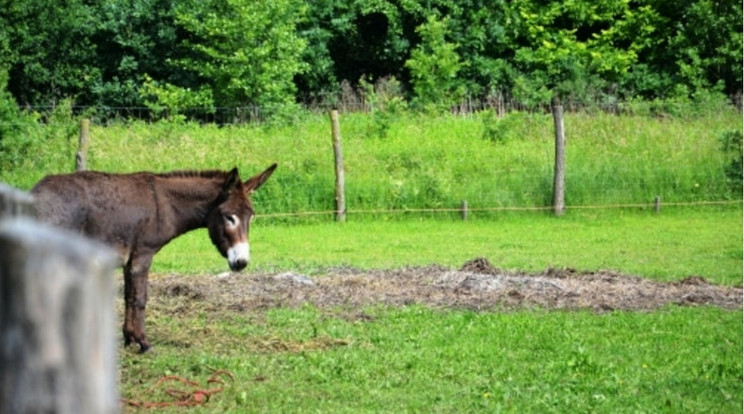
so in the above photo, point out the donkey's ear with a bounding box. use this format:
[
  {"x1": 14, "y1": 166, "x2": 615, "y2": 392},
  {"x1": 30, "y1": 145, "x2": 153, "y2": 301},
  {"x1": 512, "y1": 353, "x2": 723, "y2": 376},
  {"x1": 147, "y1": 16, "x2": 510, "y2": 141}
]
[
  {"x1": 244, "y1": 163, "x2": 277, "y2": 193},
  {"x1": 223, "y1": 167, "x2": 241, "y2": 193}
]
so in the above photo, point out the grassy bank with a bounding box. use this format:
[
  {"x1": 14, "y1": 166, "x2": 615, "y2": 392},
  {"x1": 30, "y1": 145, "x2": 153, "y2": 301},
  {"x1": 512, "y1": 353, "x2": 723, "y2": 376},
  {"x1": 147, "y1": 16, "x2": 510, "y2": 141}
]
[{"x1": 1, "y1": 108, "x2": 740, "y2": 215}]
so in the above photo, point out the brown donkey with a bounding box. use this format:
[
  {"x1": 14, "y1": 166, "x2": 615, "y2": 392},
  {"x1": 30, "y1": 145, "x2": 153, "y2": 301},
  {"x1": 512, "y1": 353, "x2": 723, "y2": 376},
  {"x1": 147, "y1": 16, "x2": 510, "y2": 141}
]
[{"x1": 31, "y1": 164, "x2": 277, "y2": 352}]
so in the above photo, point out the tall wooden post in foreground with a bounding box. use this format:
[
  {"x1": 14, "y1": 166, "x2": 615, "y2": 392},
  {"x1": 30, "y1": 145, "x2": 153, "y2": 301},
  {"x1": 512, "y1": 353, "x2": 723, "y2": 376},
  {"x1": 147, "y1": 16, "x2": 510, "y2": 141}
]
[
  {"x1": 0, "y1": 219, "x2": 119, "y2": 414},
  {"x1": 552, "y1": 97, "x2": 566, "y2": 216},
  {"x1": 329, "y1": 110, "x2": 346, "y2": 222},
  {"x1": 0, "y1": 183, "x2": 35, "y2": 219}
]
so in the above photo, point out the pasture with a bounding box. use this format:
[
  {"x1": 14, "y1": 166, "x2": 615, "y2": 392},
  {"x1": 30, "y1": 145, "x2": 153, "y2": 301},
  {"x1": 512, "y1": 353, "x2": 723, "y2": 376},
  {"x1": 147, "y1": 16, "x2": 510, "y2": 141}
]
[
  {"x1": 121, "y1": 208, "x2": 742, "y2": 413},
  {"x1": 0, "y1": 107, "x2": 741, "y2": 412}
]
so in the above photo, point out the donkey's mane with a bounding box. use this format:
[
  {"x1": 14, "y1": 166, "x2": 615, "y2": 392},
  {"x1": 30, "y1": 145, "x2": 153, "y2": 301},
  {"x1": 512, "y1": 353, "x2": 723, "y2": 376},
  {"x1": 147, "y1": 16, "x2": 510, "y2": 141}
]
[{"x1": 155, "y1": 169, "x2": 230, "y2": 179}]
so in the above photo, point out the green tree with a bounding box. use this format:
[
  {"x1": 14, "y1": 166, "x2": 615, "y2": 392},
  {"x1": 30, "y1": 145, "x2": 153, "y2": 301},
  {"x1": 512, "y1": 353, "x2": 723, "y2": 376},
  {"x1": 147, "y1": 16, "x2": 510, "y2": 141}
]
[
  {"x1": 405, "y1": 15, "x2": 465, "y2": 108},
  {"x1": 504, "y1": 0, "x2": 645, "y2": 104},
  {"x1": 437, "y1": 0, "x2": 516, "y2": 97},
  {"x1": 90, "y1": 0, "x2": 183, "y2": 108},
  {"x1": 0, "y1": 0, "x2": 99, "y2": 106},
  {"x1": 169, "y1": 0, "x2": 308, "y2": 112},
  {"x1": 0, "y1": 0, "x2": 741, "y2": 114},
  {"x1": 0, "y1": 69, "x2": 41, "y2": 172},
  {"x1": 627, "y1": 0, "x2": 743, "y2": 98},
  {"x1": 295, "y1": 0, "x2": 411, "y2": 104}
]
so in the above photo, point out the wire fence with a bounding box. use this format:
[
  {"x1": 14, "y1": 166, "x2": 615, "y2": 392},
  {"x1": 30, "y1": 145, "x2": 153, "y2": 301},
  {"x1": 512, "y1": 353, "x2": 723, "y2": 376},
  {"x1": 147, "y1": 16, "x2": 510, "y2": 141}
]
[
  {"x1": 12, "y1": 89, "x2": 742, "y2": 126},
  {"x1": 253, "y1": 200, "x2": 742, "y2": 221},
  {"x1": 2, "y1": 101, "x2": 741, "y2": 222}
]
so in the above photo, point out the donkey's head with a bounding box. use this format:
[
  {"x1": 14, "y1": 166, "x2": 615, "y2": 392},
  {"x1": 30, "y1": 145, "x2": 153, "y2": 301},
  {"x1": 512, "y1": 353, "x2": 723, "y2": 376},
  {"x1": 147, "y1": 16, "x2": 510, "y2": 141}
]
[{"x1": 207, "y1": 164, "x2": 277, "y2": 271}]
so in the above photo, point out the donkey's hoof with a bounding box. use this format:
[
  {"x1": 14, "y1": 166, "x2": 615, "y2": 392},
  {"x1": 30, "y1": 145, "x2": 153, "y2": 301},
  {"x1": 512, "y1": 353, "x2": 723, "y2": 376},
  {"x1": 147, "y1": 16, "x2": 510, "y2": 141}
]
[
  {"x1": 123, "y1": 334, "x2": 151, "y2": 354},
  {"x1": 138, "y1": 341, "x2": 152, "y2": 353}
]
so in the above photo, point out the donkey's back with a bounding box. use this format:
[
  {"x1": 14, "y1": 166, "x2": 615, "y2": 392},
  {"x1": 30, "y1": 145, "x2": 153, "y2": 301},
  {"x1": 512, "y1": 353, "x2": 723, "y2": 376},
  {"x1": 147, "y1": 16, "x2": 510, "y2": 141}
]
[{"x1": 32, "y1": 171, "x2": 159, "y2": 258}]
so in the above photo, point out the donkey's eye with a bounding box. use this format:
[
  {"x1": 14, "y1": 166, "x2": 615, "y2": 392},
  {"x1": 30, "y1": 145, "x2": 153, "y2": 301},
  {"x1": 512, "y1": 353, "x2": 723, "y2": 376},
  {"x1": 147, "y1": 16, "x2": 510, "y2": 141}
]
[{"x1": 224, "y1": 214, "x2": 238, "y2": 226}]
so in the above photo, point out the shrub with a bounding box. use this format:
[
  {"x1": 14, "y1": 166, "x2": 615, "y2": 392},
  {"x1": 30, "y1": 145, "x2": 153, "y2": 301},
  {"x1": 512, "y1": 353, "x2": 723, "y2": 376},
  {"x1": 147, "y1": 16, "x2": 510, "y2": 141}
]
[{"x1": 719, "y1": 129, "x2": 743, "y2": 195}]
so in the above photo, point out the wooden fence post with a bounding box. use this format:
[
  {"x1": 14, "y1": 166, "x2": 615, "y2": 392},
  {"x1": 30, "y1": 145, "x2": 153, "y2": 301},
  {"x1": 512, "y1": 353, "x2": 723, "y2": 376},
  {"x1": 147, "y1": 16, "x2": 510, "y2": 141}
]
[
  {"x1": 0, "y1": 183, "x2": 36, "y2": 219},
  {"x1": 552, "y1": 97, "x2": 566, "y2": 216},
  {"x1": 654, "y1": 196, "x2": 661, "y2": 214},
  {"x1": 76, "y1": 118, "x2": 90, "y2": 171},
  {"x1": 329, "y1": 110, "x2": 346, "y2": 222},
  {"x1": 0, "y1": 219, "x2": 119, "y2": 414},
  {"x1": 461, "y1": 200, "x2": 468, "y2": 221}
]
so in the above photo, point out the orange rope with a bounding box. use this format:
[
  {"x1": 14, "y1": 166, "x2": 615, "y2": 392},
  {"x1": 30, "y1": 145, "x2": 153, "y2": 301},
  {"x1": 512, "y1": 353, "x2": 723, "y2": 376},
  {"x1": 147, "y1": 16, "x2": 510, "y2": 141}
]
[{"x1": 122, "y1": 370, "x2": 234, "y2": 409}]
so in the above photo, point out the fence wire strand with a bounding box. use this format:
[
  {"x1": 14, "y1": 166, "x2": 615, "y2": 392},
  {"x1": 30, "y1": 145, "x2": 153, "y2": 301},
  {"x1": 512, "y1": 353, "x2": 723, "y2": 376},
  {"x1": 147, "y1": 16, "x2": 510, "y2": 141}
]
[{"x1": 254, "y1": 199, "x2": 741, "y2": 219}]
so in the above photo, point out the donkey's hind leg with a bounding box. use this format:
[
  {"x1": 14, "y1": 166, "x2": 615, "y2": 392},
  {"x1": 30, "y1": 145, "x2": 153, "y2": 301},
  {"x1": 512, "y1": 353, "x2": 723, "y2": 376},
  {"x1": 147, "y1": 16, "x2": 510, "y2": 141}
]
[{"x1": 123, "y1": 254, "x2": 153, "y2": 353}]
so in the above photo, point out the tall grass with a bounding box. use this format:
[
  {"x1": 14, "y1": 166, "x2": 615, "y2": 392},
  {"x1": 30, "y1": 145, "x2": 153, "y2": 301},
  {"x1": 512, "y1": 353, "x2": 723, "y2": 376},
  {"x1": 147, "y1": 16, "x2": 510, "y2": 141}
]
[{"x1": 1, "y1": 106, "x2": 740, "y2": 217}]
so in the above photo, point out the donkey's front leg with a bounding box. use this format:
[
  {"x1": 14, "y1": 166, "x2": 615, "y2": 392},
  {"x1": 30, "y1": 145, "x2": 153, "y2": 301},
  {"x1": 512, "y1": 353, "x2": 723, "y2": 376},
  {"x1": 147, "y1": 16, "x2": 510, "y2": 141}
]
[{"x1": 123, "y1": 253, "x2": 153, "y2": 353}]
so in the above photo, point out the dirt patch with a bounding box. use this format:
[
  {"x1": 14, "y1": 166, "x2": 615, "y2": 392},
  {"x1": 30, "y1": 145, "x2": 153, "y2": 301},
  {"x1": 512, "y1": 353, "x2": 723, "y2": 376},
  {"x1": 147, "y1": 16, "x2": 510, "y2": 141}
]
[{"x1": 143, "y1": 258, "x2": 742, "y2": 315}]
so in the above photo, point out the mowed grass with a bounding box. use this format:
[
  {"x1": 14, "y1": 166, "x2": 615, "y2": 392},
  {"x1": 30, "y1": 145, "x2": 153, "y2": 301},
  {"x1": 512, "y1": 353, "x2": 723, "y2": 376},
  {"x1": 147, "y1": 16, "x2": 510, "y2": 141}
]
[
  {"x1": 119, "y1": 206, "x2": 744, "y2": 412},
  {"x1": 124, "y1": 306, "x2": 742, "y2": 413},
  {"x1": 153, "y1": 206, "x2": 743, "y2": 285}
]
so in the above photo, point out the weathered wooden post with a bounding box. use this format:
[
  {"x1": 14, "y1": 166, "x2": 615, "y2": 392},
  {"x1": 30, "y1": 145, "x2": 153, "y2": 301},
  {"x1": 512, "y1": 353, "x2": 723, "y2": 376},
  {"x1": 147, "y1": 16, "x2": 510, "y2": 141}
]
[
  {"x1": 329, "y1": 109, "x2": 346, "y2": 222},
  {"x1": 552, "y1": 97, "x2": 566, "y2": 216},
  {"x1": 654, "y1": 196, "x2": 661, "y2": 214},
  {"x1": 0, "y1": 183, "x2": 35, "y2": 219},
  {"x1": 461, "y1": 200, "x2": 468, "y2": 221},
  {"x1": 76, "y1": 118, "x2": 90, "y2": 171},
  {"x1": 0, "y1": 219, "x2": 119, "y2": 414}
]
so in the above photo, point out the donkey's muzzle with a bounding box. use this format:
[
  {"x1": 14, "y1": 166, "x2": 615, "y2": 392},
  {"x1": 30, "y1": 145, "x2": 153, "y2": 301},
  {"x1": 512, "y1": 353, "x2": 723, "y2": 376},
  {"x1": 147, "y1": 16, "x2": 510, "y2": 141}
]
[
  {"x1": 230, "y1": 259, "x2": 248, "y2": 271},
  {"x1": 227, "y1": 241, "x2": 249, "y2": 272}
]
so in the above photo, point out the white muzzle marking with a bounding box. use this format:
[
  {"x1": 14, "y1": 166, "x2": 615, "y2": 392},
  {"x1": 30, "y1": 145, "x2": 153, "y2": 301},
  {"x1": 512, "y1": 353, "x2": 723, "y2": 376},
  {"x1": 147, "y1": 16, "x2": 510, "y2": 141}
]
[{"x1": 227, "y1": 241, "x2": 250, "y2": 268}]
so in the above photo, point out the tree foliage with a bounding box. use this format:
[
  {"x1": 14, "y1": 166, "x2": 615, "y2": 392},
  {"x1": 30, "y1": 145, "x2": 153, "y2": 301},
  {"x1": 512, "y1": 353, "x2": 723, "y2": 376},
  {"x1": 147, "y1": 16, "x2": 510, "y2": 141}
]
[
  {"x1": 170, "y1": 0, "x2": 307, "y2": 109},
  {"x1": 0, "y1": 0, "x2": 740, "y2": 112},
  {"x1": 91, "y1": 0, "x2": 183, "y2": 107},
  {"x1": 405, "y1": 15, "x2": 465, "y2": 108},
  {"x1": 1, "y1": 0, "x2": 99, "y2": 105}
]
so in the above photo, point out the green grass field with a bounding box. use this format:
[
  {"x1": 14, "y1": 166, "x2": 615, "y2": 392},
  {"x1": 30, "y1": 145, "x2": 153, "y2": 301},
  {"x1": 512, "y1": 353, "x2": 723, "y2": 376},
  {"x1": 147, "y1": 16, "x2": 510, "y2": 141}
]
[
  {"x1": 125, "y1": 205, "x2": 743, "y2": 413},
  {"x1": 124, "y1": 305, "x2": 741, "y2": 414},
  {"x1": 1, "y1": 108, "x2": 741, "y2": 413},
  {"x1": 155, "y1": 207, "x2": 742, "y2": 285}
]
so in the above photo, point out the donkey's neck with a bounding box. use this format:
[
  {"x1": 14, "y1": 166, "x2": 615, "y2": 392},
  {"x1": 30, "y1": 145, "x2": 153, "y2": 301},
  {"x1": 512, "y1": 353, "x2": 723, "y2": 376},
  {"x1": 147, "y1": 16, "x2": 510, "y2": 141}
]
[{"x1": 155, "y1": 174, "x2": 226, "y2": 235}]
